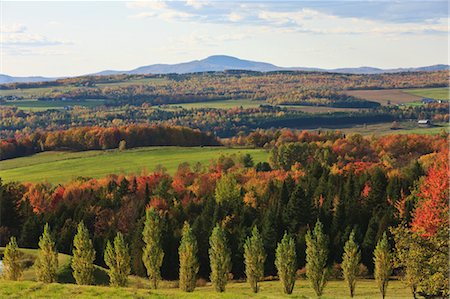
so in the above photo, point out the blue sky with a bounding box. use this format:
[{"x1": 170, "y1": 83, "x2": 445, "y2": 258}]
[{"x1": 2, "y1": 0, "x2": 449, "y2": 76}]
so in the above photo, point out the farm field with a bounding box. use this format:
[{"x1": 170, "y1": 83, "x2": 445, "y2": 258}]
[
  {"x1": 404, "y1": 87, "x2": 449, "y2": 100},
  {"x1": 343, "y1": 87, "x2": 449, "y2": 106},
  {"x1": 166, "y1": 99, "x2": 264, "y2": 109},
  {"x1": 1, "y1": 99, "x2": 106, "y2": 111},
  {"x1": 319, "y1": 121, "x2": 449, "y2": 136},
  {"x1": 0, "y1": 279, "x2": 411, "y2": 299},
  {"x1": 0, "y1": 146, "x2": 268, "y2": 184}
]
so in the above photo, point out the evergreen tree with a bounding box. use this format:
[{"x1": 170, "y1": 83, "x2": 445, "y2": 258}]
[
  {"x1": 2, "y1": 236, "x2": 23, "y2": 280},
  {"x1": 342, "y1": 230, "x2": 361, "y2": 297},
  {"x1": 35, "y1": 223, "x2": 58, "y2": 283},
  {"x1": 305, "y1": 220, "x2": 328, "y2": 297},
  {"x1": 275, "y1": 232, "x2": 297, "y2": 294},
  {"x1": 244, "y1": 226, "x2": 266, "y2": 293},
  {"x1": 214, "y1": 173, "x2": 241, "y2": 204},
  {"x1": 142, "y1": 208, "x2": 164, "y2": 289},
  {"x1": 209, "y1": 224, "x2": 231, "y2": 292},
  {"x1": 179, "y1": 222, "x2": 199, "y2": 292},
  {"x1": 373, "y1": 233, "x2": 392, "y2": 299},
  {"x1": 72, "y1": 221, "x2": 96, "y2": 285},
  {"x1": 104, "y1": 232, "x2": 131, "y2": 287}
]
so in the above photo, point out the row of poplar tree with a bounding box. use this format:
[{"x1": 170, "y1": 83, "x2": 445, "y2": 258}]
[{"x1": 2, "y1": 208, "x2": 393, "y2": 298}]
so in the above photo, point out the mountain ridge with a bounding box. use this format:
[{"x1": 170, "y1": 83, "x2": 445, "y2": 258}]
[{"x1": 2, "y1": 55, "x2": 448, "y2": 84}]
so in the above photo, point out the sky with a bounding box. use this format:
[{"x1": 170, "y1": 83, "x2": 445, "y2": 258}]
[{"x1": 1, "y1": 0, "x2": 449, "y2": 77}]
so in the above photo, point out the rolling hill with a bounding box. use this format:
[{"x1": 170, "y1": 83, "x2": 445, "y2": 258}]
[{"x1": 2, "y1": 56, "x2": 448, "y2": 84}]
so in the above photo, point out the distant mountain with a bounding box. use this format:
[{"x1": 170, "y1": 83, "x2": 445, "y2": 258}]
[
  {"x1": 2, "y1": 56, "x2": 448, "y2": 84},
  {"x1": 0, "y1": 74, "x2": 56, "y2": 84},
  {"x1": 92, "y1": 56, "x2": 450, "y2": 75},
  {"x1": 93, "y1": 55, "x2": 280, "y2": 76}
]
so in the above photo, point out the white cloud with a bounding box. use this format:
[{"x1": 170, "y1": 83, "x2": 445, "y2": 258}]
[
  {"x1": 228, "y1": 12, "x2": 243, "y2": 22},
  {"x1": 126, "y1": 1, "x2": 167, "y2": 10},
  {"x1": 185, "y1": 0, "x2": 210, "y2": 10},
  {"x1": 1, "y1": 23, "x2": 27, "y2": 34}
]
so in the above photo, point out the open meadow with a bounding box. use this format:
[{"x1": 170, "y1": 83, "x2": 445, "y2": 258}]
[
  {"x1": 0, "y1": 146, "x2": 268, "y2": 184},
  {"x1": 0, "y1": 279, "x2": 412, "y2": 299},
  {"x1": 343, "y1": 87, "x2": 449, "y2": 106}
]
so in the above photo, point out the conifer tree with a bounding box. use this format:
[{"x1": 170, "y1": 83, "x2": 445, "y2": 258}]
[
  {"x1": 142, "y1": 208, "x2": 164, "y2": 289},
  {"x1": 305, "y1": 220, "x2": 328, "y2": 297},
  {"x1": 275, "y1": 232, "x2": 297, "y2": 294},
  {"x1": 209, "y1": 224, "x2": 231, "y2": 292},
  {"x1": 104, "y1": 232, "x2": 131, "y2": 287},
  {"x1": 373, "y1": 233, "x2": 392, "y2": 299},
  {"x1": 72, "y1": 221, "x2": 96, "y2": 285},
  {"x1": 35, "y1": 223, "x2": 58, "y2": 283},
  {"x1": 244, "y1": 226, "x2": 266, "y2": 293},
  {"x1": 2, "y1": 236, "x2": 23, "y2": 280},
  {"x1": 178, "y1": 222, "x2": 199, "y2": 292},
  {"x1": 342, "y1": 230, "x2": 361, "y2": 297}
]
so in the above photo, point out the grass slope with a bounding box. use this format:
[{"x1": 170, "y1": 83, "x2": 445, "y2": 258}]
[{"x1": 0, "y1": 147, "x2": 268, "y2": 184}]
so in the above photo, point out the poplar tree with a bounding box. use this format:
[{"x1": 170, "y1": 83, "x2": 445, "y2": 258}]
[
  {"x1": 374, "y1": 233, "x2": 392, "y2": 299},
  {"x1": 72, "y1": 221, "x2": 96, "y2": 285},
  {"x1": 104, "y1": 232, "x2": 131, "y2": 287},
  {"x1": 209, "y1": 224, "x2": 231, "y2": 292},
  {"x1": 35, "y1": 223, "x2": 58, "y2": 283},
  {"x1": 142, "y1": 208, "x2": 164, "y2": 289},
  {"x1": 305, "y1": 220, "x2": 328, "y2": 297},
  {"x1": 178, "y1": 222, "x2": 199, "y2": 292},
  {"x1": 244, "y1": 226, "x2": 266, "y2": 293},
  {"x1": 342, "y1": 230, "x2": 361, "y2": 297},
  {"x1": 275, "y1": 232, "x2": 297, "y2": 294},
  {"x1": 2, "y1": 237, "x2": 23, "y2": 280}
]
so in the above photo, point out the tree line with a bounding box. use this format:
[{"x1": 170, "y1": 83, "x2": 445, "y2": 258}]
[
  {"x1": 3, "y1": 216, "x2": 395, "y2": 298},
  {"x1": 0, "y1": 124, "x2": 219, "y2": 160}
]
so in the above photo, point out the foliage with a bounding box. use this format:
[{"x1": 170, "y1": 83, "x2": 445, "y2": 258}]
[
  {"x1": 305, "y1": 220, "x2": 329, "y2": 297},
  {"x1": 2, "y1": 236, "x2": 23, "y2": 280},
  {"x1": 142, "y1": 208, "x2": 164, "y2": 289},
  {"x1": 179, "y1": 222, "x2": 199, "y2": 292},
  {"x1": 104, "y1": 232, "x2": 131, "y2": 287},
  {"x1": 72, "y1": 221, "x2": 96, "y2": 285},
  {"x1": 209, "y1": 224, "x2": 232, "y2": 292},
  {"x1": 275, "y1": 232, "x2": 297, "y2": 294},
  {"x1": 373, "y1": 233, "x2": 392, "y2": 299},
  {"x1": 244, "y1": 226, "x2": 266, "y2": 293},
  {"x1": 341, "y1": 230, "x2": 361, "y2": 297},
  {"x1": 214, "y1": 173, "x2": 241, "y2": 204},
  {"x1": 35, "y1": 223, "x2": 58, "y2": 283}
]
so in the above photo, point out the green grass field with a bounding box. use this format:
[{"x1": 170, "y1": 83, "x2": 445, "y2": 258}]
[
  {"x1": 0, "y1": 147, "x2": 268, "y2": 184},
  {"x1": 404, "y1": 87, "x2": 449, "y2": 100},
  {"x1": 1, "y1": 99, "x2": 106, "y2": 111},
  {"x1": 319, "y1": 122, "x2": 449, "y2": 136},
  {"x1": 0, "y1": 279, "x2": 412, "y2": 299},
  {"x1": 165, "y1": 99, "x2": 264, "y2": 109}
]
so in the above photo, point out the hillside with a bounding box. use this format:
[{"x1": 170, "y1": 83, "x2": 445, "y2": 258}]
[{"x1": 0, "y1": 147, "x2": 268, "y2": 184}]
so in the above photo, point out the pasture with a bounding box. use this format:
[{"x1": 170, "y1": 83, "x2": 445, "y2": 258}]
[
  {"x1": 404, "y1": 87, "x2": 449, "y2": 100},
  {"x1": 0, "y1": 146, "x2": 268, "y2": 184},
  {"x1": 1, "y1": 99, "x2": 106, "y2": 111},
  {"x1": 0, "y1": 279, "x2": 412, "y2": 299},
  {"x1": 344, "y1": 87, "x2": 449, "y2": 106},
  {"x1": 317, "y1": 121, "x2": 448, "y2": 136},
  {"x1": 166, "y1": 99, "x2": 264, "y2": 109}
]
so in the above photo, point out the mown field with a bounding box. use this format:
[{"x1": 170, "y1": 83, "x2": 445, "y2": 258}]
[
  {"x1": 0, "y1": 279, "x2": 412, "y2": 299},
  {"x1": 404, "y1": 87, "x2": 449, "y2": 100},
  {"x1": 0, "y1": 147, "x2": 268, "y2": 184},
  {"x1": 1, "y1": 99, "x2": 106, "y2": 111},
  {"x1": 322, "y1": 121, "x2": 449, "y2": 136},
  {"x1": 344, "y1": 87, "x2": 449, "y2": 106}
]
